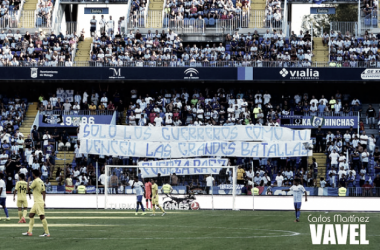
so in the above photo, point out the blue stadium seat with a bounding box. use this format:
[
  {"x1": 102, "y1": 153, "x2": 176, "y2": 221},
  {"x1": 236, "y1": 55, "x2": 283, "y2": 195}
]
[
  {"x1": 208, "y1": 18, "x2": 215, "y2": 26},
  {"x1": 183, "y1": 18, "x2": 189, "y2": 26},
  {"x1": 204, "y1": 18, "x2": 209, "y2": 26},
  {"x1": 163, "y1": 17, "x2": 169, "y2": 27},
  {"x1": 36, "y1": 17, "x2": 43, "y2": 26},
  {"x1": 139, "y1": 18, "x2": 144, "y2": 26}
]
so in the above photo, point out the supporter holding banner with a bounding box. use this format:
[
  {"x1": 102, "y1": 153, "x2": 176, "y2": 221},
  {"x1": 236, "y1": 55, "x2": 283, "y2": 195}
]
[
  {"x1": 78, "y1": 124, "x2": 311, "y2": 142},
  {"x1": 79, "y1": 140, "x2": 312, "y2": 158},
  {"x1": 138, "y1": 158, "x2": 229, "y2": 167}
]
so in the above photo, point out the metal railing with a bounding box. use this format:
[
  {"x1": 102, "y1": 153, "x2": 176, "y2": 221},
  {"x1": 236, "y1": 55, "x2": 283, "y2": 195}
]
[
  {"x1": 360, "y1": 12, "x2": 378, "y2": 34},
  {"x1": 163, "y1": 16, "x2": 205, "y2": 34},
  {"x1": 284, "y1": 111, "x2": 360, "y2": 117},
  {"x1": 250, "y1": 10, "x2": 265, "y2": 29},
  {"x1": 216, "y1": 13, "x2": 249, "y2": 34},
  {"x1": 128, "y1": 11, "x2": 146, "y2": 28},
  {"x1": 331, "y1": 21, "x2": 358, "y2": 37},
  {"x1": 18, "y1": 10, "x2": 35, "y2": 29},
  {"x1": 347, "y1": 187, "x2": 380, "y2": 197},
  {"x1": 0, "y1": 11, "x2": 19, "y2": 29},
  {"x1": 2, "y1": 60, "x2": 379, "y2": 68},
  {"x1": 39, "y1": 110, "x2": 115, "y2": 115},
  {"x1": 147, "y1": 10, "x2": 162, "y2": 29}
]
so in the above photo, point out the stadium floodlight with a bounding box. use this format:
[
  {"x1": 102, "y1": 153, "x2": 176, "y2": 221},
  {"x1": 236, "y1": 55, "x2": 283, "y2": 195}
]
[{"x1": 103, "y1": 165, "x2": 251, "y2": 211}]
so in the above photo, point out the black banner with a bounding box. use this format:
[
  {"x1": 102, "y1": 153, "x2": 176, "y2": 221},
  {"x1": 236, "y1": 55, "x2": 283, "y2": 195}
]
[
  {"x1": 0, "y1": 66, "x2": 376, "y2": 81},
  {"x1": 2, "y1": 67, "x2": 239, "y2": 80}
]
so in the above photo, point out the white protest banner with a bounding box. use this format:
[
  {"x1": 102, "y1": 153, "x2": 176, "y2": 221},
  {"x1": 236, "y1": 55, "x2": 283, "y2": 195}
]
[
  {"x1": 78, "y1": 124, "x2": 310, "y2": 142},
  {"x1": 80, "y1": 140, "x2": 312, "y2": 158},
  {"x1": 139, "y1": 166, "x2": 223, "y2": 178},
  {"x1": 138, "y1": 158, "x2": 229, "y2": 167}
]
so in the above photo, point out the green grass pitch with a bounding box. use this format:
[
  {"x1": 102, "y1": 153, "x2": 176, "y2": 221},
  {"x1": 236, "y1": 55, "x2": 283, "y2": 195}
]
[{"x1": 0, "y1": 209, "x2": 378, "y2": 250}]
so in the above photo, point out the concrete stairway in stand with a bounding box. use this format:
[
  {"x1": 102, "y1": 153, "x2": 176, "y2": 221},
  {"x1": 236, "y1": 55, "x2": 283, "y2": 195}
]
[
  {"x1": 313, "y1": 153, "x2": 327, "y2": 187},
  {"x1": 147, "y1": 0, "x2": 165, "y2": 29},
  {"x1": 312, "y1": 37, "x2": 329, "y2": 64},
  {"x1": 19, "y1": 103, "x2": 38, "y2": 138},
  {"x1": 50, "y1": 151, "x2": 75, "y2": 186},
  {"x1": 74, "y1": 37, "x2": 92, "y2": 63},
  {"x1": 19, "y1": 0, "x2": 39, "y2": 28},
  {"x1": 249, "y1": 0, "x2": 265, "y2": 29}
]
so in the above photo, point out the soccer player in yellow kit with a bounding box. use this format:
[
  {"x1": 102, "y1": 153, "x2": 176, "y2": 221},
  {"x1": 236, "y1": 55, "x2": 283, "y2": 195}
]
[
  {"x1": 150, "y1": 179, "x2": 166, "y2": 217},
  {"x1": 13, "y1": 173, "x2": 29, "y2": 223},
  {"x1": 22, "y1": 170, "x2": 50, "y2": 237}
]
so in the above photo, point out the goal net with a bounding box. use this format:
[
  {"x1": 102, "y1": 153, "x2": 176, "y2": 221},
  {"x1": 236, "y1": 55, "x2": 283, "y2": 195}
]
[{"x1": 104, "y1": 165, "x2": 254, "y2": 210}]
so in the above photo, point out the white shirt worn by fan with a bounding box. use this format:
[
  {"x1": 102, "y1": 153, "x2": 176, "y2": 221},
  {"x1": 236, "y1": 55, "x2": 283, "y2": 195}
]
[{"x1": 206, "y1": 176, "x2": 215, "y2": 187}]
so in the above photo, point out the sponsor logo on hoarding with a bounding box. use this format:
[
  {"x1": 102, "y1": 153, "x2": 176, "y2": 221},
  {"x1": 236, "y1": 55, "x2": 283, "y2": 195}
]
[
  {"x1": 279, "y1": 68, "x2": 319, "y2": 80},
  {"x1": 31, "y1": 68, "x2": 38, "y2": 78},
  {"x1": 184, "y1": 68, "x2": 199, "y2": 79},
  {"x1": 361, "y1": 68, "x2": 380, "y2": 79},
  {"x1": 109, "y1": 68, "x2": 125, "y2": 79}
]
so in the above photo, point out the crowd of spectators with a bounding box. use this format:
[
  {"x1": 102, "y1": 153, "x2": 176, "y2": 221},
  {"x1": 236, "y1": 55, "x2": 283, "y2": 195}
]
[
  {"x1": 88, "y1": 29, "x2": 315, "y2": 66},
  {"x1": 0, "y1": 29, "x2": 78, "y2": 66},
  {"x1": 36, "y1": 0, "x2": 54, "y2": 28},
  {"x1": 264, "y1": 0, "x2": 282, "y2": 29},
  {"x1": 324, "y1": 130, "x2": 380, "y2": 195},
  {"x1": 362, "y1": 2, "x2": 377, "y2": 18},
  {"x1": 162, "y1": 0, "x2": 250, "y2": 29},
  {"x1": 129, "y1": 0, "x2": 147, "y2": 28},
  {"x1": 1, "y1": 87, "x2": 380, "y2": 197},
  {"x1": 0, "y1": 0, "x2": 21, "y2": 28},
  {"x1": 326, "y1": 30, "x2": 380, "y2": 67},
  {"x1": 0, "y1": 95, "x2": 34, "y2": 193}
]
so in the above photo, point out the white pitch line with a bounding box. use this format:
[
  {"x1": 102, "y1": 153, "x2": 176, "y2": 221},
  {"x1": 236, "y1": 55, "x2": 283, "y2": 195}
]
[
  {"x1": 0, "y1": 224, "x2": 117, "y2": 228},
  {"x1": 35, "y1": 217, "x2": 151, "y2": 219},
  {"x1": 42, "y1": 211, "x2": 194, "y2": 214}
]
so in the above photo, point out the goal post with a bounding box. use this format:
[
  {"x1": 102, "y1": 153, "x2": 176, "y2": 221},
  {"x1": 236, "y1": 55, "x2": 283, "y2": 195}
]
[{"x1": 103, "y1": 165, "x2": 254, "y2": 210}]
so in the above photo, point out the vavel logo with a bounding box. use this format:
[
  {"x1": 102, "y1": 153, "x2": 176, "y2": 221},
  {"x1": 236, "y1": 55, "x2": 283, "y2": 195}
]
[
  {"x1": 109, "y1": 68, "x2": 125, "y2": 79},
  {"x1": 184, "y1": 68, "x2": 199, "y2": 79},
  {"x1": 309, "y1": 214, "x2": 369, "y2": 245},
  {"x1": 279, "y1": 68, "x2": 319, "y2": 80}
]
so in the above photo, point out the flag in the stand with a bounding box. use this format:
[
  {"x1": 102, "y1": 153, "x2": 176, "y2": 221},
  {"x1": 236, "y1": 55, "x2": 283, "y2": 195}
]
[
  {"x1": 65, "y1": 185, "x2": 75, "y2": 194},
  {"x1": 42, "y1": 114, "x2": 63, "y2": 124}
]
